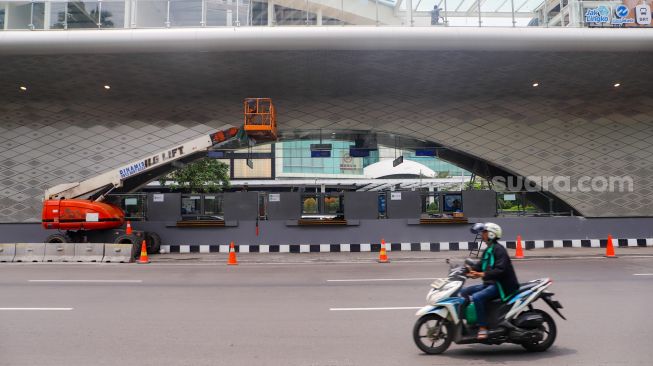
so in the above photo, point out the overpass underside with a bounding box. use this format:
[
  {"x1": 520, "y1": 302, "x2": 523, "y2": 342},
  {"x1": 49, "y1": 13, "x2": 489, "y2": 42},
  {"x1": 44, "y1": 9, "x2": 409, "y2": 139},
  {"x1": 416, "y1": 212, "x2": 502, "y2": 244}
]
[{"x1": 1, "y1": 28, "x2": 653, "y2": 221}]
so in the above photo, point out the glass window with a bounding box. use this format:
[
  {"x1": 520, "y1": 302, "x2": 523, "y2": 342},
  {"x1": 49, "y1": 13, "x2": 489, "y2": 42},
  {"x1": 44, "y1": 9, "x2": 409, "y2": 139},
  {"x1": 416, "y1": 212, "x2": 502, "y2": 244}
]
[
  {"x1": 442, "y1": 194, "x2": 463, "y2": 213},
  {"x1": 302, "y1": 195, "x2": 319, "y2": 215},
  {"x1": 205, "y1": 0, "x2": 227, "y2": 26},
  {"x1": 104, "y1": 194, "x2": 146, "y2": 220},
  {"x1": 421, "y1": 193, "x2": 439, "y2": 217},
  {"x1": 66, "y1": 1, "x2": 100, "y2": 28},
  {"x1": 48, "y1": 1, "x2": 67, "y2": 29},
  {"x1": 5, "y1": 2, "x2": 33, "y2": 29},
  {"x1": 134, "y1": 0, "x2": 168, "y2": 27},
  {"x1": 203, "y1": 195, "x2": 223, "y2": 216},
  {"x1": 206, "y1": 0, "x2": 248, "y2": 26},
  {"x1": 232, "y1": 158, "x2": 272, "y2": 178},
  {"x1": 100, "y1": 0, "x2": 126, "y2": 28},
  {"x1": 323, "y1": 195, "x2": 342, "y2": 215},
  {"x1": 169, "y1": 0, "x2": 202, "y2": 26},
  {"x1": 181, "y1": 195, "x2": 202, "y2": 216},
  {"x1": 0, "y1": 4, "x2": 5, "y2": 30}
]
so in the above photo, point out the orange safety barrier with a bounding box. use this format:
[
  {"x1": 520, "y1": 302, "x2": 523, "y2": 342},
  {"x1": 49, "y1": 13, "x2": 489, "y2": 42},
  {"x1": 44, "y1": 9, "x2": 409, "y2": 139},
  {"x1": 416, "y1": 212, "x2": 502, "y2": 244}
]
[
  {"x1": 137, "y1": 240, "x2": 150, "y2": 264},
  {"x1": 515, "y1": 235, "x2": 524, "y2": 259},
  {"x1": 227, "y1": 241, "x2": 238, "y2": 265},
  {"x1": 605, "y1": 234, "x2": 616, "y2": 258},
  {"x1": 378, "y1": 239, "x2": 389, "y2": 263}
]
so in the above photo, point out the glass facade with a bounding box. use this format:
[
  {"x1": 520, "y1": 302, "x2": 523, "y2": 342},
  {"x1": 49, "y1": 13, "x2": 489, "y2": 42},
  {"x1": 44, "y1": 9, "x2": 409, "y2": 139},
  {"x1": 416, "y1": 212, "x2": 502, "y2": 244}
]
[
  {"x1": 277, "y1": 140, "x2": 469, "y2": 178},
  {"x1": 2, "y1": 0, "x2": 647, "y2": 30}
]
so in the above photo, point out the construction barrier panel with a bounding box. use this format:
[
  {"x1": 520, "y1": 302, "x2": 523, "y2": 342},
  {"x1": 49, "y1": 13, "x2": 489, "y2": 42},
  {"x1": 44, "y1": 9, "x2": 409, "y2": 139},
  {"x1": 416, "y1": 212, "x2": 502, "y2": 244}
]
[
  {"x1": 74, "y1": 243, "x2": 104, "y2": 262},
  {"x1": 14, "y1": 243, "x2": 46, "y2": 262},
  {"x1": 102, "y1": 244, "x2": 134, "y2": 263},
  {"x1": 44, "y1": 243, "x2": 76, "y2": 262},
  {"x1": 0, "y1": 243, "x2": 16, "y2": 262}
]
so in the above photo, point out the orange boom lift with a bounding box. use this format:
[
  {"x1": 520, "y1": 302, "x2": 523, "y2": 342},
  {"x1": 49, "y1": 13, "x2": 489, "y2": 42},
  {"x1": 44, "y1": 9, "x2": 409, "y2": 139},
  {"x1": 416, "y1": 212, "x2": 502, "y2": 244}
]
[{"x1": 41, "y1": 99, "x2": 277, "y2": 249}]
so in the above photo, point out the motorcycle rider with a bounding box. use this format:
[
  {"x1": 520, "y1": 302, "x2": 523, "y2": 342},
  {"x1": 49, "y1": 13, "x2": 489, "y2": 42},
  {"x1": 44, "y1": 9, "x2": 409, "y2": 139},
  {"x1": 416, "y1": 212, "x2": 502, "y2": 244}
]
[{"x1": 461, "y1": 223, "x2": 519, "y2": 340}]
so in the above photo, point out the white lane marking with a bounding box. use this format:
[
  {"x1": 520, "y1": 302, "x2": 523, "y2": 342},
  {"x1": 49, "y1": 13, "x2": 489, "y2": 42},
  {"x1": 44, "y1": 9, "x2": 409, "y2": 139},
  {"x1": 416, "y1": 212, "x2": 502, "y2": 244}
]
[
  {"x1": 330, "y1": 307, "x2": 421, "y2": 311},
  {"x1": 633, "y1": 274, "x2": 653, "y2": 276},
  {"x1": 0, "y1": 308, "x2": 73, "y2": 311},
  {"x1": 29, "y1": 280, "x2": 142, "y2": 283},
  {"x1": 327, "y1": 278, "x2": 436, "y2": 282}
]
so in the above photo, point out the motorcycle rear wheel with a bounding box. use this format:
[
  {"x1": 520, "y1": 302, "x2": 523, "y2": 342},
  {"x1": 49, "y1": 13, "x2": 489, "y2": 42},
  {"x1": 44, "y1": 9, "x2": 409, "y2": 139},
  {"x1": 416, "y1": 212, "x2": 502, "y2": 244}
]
[
  {"x1": 521, "y1": 309, "x2": 557, "y2": 352},
  {"x1": 413, "y1": 314, "x2": 454, "y2": 354}
]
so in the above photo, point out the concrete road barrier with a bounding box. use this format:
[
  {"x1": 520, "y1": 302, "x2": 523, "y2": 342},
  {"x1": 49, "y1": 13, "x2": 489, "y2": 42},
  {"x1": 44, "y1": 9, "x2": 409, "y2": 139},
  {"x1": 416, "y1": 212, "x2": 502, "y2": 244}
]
[
  {"x1": 102, "y1": 244, "x2": 134, "y2": 263},
  {"x1": 14, "y1": 243, "x2": 46, "y2": 262},
  {"x1": 44, "y1": 243, "x2": 76, "y2": 262},
  {"x1": 74, "y1": 243, "x2": 104, "y2": 262},
  {"x1": 0, "y1": 244, "x2": 16, "y2": 262}
]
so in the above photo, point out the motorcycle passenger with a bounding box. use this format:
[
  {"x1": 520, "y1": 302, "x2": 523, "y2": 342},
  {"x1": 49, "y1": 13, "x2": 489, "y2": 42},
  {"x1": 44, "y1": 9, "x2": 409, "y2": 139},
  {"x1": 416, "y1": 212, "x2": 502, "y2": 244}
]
[{"x1": 461, "y1": 223, "x2": 519, "y2": 340}]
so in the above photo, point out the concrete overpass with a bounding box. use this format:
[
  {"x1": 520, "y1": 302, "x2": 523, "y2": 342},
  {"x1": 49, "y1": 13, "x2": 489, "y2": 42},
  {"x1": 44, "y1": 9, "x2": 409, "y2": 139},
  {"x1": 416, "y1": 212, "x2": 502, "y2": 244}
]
[{"x1": 1, "y1": 27, "x2": 653, "y2": 221}]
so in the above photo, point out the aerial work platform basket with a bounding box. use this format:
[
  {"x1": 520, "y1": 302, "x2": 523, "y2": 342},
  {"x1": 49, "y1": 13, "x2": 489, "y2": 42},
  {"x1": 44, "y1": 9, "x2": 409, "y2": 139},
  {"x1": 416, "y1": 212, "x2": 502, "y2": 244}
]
[{"x1": 243, "y1": 98, "x2": 277, "y2": 141}]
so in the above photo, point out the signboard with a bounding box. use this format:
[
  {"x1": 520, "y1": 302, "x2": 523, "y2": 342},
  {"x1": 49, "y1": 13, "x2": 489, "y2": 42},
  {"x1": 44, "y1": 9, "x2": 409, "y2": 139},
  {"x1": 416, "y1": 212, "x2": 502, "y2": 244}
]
[
  {"x1": 585, "y1": 6, "x2": 610, "y2": 24},
  {"x1": 339, "y1": 153, "x2": 361, "y2": 172},
  {"x1": 390, "y1": 192, "x2": 402, "y2": 201},
  {"x1": 636, "y1": 4, "x2": 651, "y2": 24},
  {"x1": 125, "y1": 198, "x2": 138, "y2": 206},
  {"x1": 393, "y1": 155, "x2": 404, "y2": 167},
  {"x1": 246, "y1": 158, "x2": 254, "y2": 169},
  {"x1": 311, "y1": 150, "x2": 331, "y2": 158},
  {"x1": 86, "y1": 213, "x2": 99, "y2": 222},
  {"x1": 612, "y1": 4, "x2": 635, "y2": 25},
  {"x1": 269, "y1": 193, "x2": 281, "y2": 202},
  {"x1": 153, "y1": 194, "x2": 164, "y2": 202},
  {"x1": 503, "y1": 194, "x2": 516, "y2": 201}
]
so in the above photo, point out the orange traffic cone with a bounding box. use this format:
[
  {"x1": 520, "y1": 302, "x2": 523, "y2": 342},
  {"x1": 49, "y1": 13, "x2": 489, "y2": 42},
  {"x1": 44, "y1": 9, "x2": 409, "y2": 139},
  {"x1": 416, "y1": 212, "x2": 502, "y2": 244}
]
[
  {"x1": 137, "y1": 240, "x2": 150, "y2": 264},
  {"x1": 126, "y1": 221, "x2": 132, "y2": 235},
  {"x1": 227, "y1": 241, "x2": 238, "y2": 265},
  {"x1": 515, "y1": 235, "x2": 524, "y2": 259},
  {"x1": 378, "y1": 239, "x2": 389, "y2": 263},
  {"x1": 605, "y1": 234, "x2": 616, "y2": 258}
]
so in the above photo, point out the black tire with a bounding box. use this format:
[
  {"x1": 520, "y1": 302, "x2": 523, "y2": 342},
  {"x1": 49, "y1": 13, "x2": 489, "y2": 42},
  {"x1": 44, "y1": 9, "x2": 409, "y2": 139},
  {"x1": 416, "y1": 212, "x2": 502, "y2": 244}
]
[
  {"x1": 45, "y1": 233, "x2": 71, "y2": 243},
  {"x1": 145, "y1": 232, "x2": 161, "y2": 254},
  {"x1": 413, "y1": 314, "x2": 454, "y2": 355},
  {"x1": 521, "y1": 310, "x2": 557, "y2": 352}
]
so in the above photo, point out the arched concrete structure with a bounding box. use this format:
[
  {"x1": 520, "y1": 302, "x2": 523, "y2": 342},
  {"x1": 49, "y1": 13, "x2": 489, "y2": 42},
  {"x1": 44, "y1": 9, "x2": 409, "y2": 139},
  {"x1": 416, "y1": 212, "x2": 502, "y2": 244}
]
[{"x1": 1, "y1": 27, "x2": 653, "y2": 221}]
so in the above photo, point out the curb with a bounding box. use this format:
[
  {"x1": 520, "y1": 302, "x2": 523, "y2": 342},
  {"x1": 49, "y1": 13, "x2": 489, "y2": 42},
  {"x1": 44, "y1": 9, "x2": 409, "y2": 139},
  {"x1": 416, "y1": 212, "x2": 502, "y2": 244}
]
[{"x1": 160, "y1": 238, "x2": 653, "y2": 254}]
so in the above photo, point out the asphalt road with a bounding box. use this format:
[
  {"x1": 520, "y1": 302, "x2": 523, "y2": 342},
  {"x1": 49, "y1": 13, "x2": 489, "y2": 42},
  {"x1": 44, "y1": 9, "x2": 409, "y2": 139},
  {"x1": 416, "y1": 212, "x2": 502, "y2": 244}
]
[{"x1": 1, "y1": 255, "x2": 653, "y2": 366}]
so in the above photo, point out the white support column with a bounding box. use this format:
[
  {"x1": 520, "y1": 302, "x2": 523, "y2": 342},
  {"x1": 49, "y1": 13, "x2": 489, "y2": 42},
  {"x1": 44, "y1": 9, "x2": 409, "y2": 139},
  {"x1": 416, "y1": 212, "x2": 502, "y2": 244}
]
[
  {"x1": 124, "y1": 0, "x2": 131, "y2": 28},
  {"x1": 406, "y1": 0, "x2": 413, "y2": 26},
  {"x1": 227, "y1": 0, "x2": 233, "y2": 26},
  {"x1": 317, "y1": 7, "x2": 322, "y2": 26},
  {"x1": 43, "y1": 1, "x2": 51, "y2": 29},
  {"x1": 267, "y1": 0, "x2": 275, "y2": 26}
]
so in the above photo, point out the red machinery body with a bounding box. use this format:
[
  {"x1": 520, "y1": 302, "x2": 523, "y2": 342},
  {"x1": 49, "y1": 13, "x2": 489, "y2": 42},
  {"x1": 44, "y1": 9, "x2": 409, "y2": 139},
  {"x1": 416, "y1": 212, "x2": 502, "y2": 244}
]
[{"x1": 42, "y1": 199, "x2": 125, "y2": 231}]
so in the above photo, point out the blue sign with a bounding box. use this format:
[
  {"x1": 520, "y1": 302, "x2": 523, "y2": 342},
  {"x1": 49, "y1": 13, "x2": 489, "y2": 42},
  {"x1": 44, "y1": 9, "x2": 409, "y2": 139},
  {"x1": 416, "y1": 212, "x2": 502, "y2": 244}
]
[
  {"x1": 311, "y1": 150, "x2": 331, "y2": 158},
  {"x1": 585, "y1": 6, "x2": 610, "y2": 23},
  {"x1": 616, "y1": 5, "x2": 629, "y2": 18},
  {"x1": 612, "y1": 4, "x2": 635, "y2": 25},
  {"x1": 119, "y1": 161, "x2": 146, "y2": 179}
]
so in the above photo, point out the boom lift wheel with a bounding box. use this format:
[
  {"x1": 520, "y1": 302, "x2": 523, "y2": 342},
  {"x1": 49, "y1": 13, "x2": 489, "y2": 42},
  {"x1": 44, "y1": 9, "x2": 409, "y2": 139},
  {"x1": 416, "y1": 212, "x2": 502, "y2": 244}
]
[{"x1": 45, "y1": 233, "x2": 72, "y2": 243}]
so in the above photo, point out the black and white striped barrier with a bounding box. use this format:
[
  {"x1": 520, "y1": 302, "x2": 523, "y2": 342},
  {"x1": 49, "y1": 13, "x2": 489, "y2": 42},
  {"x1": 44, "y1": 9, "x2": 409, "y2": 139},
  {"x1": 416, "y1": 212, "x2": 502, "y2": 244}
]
[{"x1": 160, "y1": 238, "x2": 653, "y2": 254}]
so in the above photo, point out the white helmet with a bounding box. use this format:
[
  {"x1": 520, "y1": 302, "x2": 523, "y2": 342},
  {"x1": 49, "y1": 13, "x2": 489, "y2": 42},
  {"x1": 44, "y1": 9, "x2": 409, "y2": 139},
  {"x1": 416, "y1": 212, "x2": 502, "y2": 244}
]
[
  {"x1": 470, "y1": 222, "x2": 502, "y2": 240},
  {"x1": 483, "y1": 222, "x2": 502, "y2": 240}
]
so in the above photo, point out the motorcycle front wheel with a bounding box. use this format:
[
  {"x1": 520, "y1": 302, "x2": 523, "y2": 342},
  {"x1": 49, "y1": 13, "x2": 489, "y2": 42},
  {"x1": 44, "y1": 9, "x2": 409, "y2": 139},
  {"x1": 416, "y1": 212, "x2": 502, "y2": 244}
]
[{"x1": 412, "y1": 314, "x2": 454, "y2": 354}]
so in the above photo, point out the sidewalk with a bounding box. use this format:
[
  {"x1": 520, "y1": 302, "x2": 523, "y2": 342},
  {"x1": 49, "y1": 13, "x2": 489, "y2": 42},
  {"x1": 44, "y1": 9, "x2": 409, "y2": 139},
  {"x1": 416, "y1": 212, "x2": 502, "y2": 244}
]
[{"x1": 149, "y1": 246, "x2": 653, "y2": 264}]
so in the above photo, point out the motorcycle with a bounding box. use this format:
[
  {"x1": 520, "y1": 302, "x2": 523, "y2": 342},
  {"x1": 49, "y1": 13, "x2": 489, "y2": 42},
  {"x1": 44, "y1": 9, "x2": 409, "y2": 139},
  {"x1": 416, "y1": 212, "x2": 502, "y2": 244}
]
[{"x1": 413, "y1": 257, "x2": 566, "y2": 354}]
